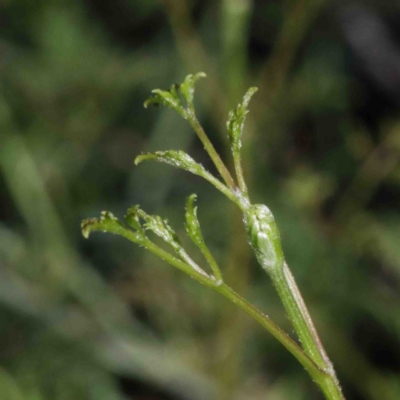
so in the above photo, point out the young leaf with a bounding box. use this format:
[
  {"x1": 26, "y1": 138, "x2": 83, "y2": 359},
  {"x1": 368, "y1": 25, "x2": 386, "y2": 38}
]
[
  {"x1": 226, "y1": 87, "x2": 258, "y2": 152},
  {"x1": 144, "y1": 88, "x2": 185, "y2": 117},
  {"x1": 124, "y1": 205, "x2": 144, "y2": 233},
  {"x1": 81, "y1": 211, "x2": 139, "y2": 240},
  {"x1": 135, "y1": 150, "x2": 206, "y2": 176},
  {"x1": 137, "y1": 209, "x2": 181, "y2": 252},
  {"x1": 143, "y1": 73, "x2": 206, "y2": 117},
  {"x1": 185, "y1": 194, "x2": 223, "y2": 282},
  {"x1": 180, "y1": 72, "x2": 206, "y2": 111},
  {"x1": 137, "y1": 207, "x2": 209, "y2": 277},
  {"x1": 184, "y1": 194, "x2": 203, "y2": 248},
  {"x1": 135, "y1": 150, "x2": 243, "y2": 209}
]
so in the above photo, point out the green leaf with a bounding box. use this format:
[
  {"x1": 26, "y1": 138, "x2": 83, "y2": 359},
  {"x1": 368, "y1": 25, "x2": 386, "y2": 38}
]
[
  {"x1": 135, "y1": 150, "x2": 207, "y2": 176},
  {"x1": 144, "y1": 88, "x2": 184, "y2": 116},
  {"x1": 137, "y1": 207, "x2": 209, "y2": 277},
  {"x1": 135, "y1": 150, "x2": 241, "y2": 207},
  {"x1": 180, "y1": 72, "x2": 206, "y2": 110},
  {"x1": 81, "y1": 211, "x2": 122, "y2": 239},
  {"x1": 185, "y1": 194, "x2": 223, "y2": 282},
  {"x1": 124, "y1": 205, "x2": 144, "y2": 232},
  {"x1": 226, "y1": 87, "x2": 258, "y2": 152},
  {"x1": 81, "y1": 211, "x2": 144, "y2": 243},
  {"x1": 137, "y1": 209, "x2": 181, "y2": 252},
  {"x1": 184, "y1": 194, "x2": 204, "y2": 248},
  {"x1": 143, "y1": 72, "x2": 206, "y2": 116}
]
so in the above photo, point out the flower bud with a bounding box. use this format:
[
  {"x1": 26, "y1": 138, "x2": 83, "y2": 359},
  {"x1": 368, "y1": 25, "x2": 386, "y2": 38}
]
[{"x1": 245, "y1": 204, "x2": 284, "y2": 273}]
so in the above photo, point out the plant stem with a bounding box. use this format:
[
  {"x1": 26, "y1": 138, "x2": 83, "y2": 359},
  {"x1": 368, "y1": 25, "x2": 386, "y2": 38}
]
[
  {"x1": 215, "y1": 283, "x2": 322, "y2": 378},
  {"x1": 93, "y1": 215, "x2": 344, "y2": 399},
  {"x1": 232, "y1": 148, "x2": 248, "y2": 196},
  {"x1": 136, "y1": 238, "x2": 330, "y2": 389},
  {"x1": 216, "y1": 283, "x2": 345, "y2": 400},
  {"x1": 186, "y1": 112, "x2": 237, "y2": 190},
  {"x1": 270, "y1": 263, "x2": 344, "y2": 400},
  {"x1": 118, "y1": 229, "x2": 322, "y2": 378}
]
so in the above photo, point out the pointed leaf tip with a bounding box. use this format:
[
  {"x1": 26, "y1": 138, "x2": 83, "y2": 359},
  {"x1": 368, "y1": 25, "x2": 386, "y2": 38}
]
[
  {"x1": 242, "y1": 87, "x2": 258, "y2": 107},
  {"x1": 179, "y1": 72, "x2": 206, "y2": 109},
  {"x1": 143, "y1": 72, "x2": 206, "y2": 114},
  {"x1": 227, "y1": 86, "x2": 258, "y2": 151},
  {"x1": 81, "y1": 211, "x2": 129, "y2": 240},
  {"x1": 185, "y1": 194, "x2": 203, "y2": 247},
  {"x1": 143, "y1": 89, "x2": 183, "y2": 115},
  {"x1": 81, "y1": 218, "x2": 98, "y2": 239},
  {"x1": 134, "y1": 154, "x2": 145, "y2": 166}
]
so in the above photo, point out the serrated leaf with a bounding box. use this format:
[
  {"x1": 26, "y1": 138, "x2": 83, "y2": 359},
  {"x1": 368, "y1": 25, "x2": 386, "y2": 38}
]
[
  {"x1": 185, "y1": 194, "x2": 204, "y2": 248},
  {"x1": 137, "y1": 209, "x2": 181, "y2": 251},
  {"x1": 226, "y1": 87, "x2": 258, "y2": 152},
  {"x1": 136, "y1": 207, "x2": 209, "y2": 277},
  {"x1": 143, "y1": 73, "x2": 206, "y2": 117},
  {"x1": 81, "y1": 211, "x2": 126, "y2": 239},
  {"x1": 135, "y1": 150, "x2": 206, "y2": 176},
  {"x1": 134, "y1": 150, "x2": 240, "y2": 207},
  {"x1": 144, "y1": 89, "x2": 184, "y2": 116},
  {"x1": 180, "y1": 72, "x2": 206, "y2": 110},
  {"x1": 185, "y1": 194, "x2": 223, "y2": 282}
]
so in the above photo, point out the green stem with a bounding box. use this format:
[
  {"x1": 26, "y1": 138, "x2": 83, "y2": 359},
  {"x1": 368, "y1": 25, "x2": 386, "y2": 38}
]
[
  {"x1": 125, "y1": 233, "x2": 326, "y2": 385},
  {"x1": 215, "y1": 283, "x2": 323, "y2": 379},
  {"x1": 186, "y1": 112, "x2": 237, "y2": 190},
  {"x1": 196, "y1": 242, "x2": 224, "y2": 283},
  {"x1": 232, "y1": 148, "x2": 248, "y2": 196},
  {"x1": 270, "y1": 263, "x2": 344, "y2": 400},
  {"x1": 94, "y1": 219, "x2": 343, "y2": 399}
]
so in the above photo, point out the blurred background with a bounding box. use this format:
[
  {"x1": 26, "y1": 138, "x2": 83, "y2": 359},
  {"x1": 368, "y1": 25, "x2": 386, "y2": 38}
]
[{"x1": 1, "y1": 0, "x2": 400, "y2": 399}]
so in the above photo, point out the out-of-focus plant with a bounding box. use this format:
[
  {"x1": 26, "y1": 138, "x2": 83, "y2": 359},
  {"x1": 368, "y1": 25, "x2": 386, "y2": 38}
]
[{"x1": 82, "y1": 73, "x2": 345, "y2": 400}]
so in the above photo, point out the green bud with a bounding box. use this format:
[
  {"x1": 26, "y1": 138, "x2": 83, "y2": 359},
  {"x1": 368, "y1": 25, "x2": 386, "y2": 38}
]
[{"x1": 245, "y1": 204, "x2": 284, "y2": 273}]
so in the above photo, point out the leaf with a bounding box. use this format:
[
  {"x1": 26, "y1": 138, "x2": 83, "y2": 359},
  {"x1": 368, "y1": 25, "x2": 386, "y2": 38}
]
[
  {"x1": 135, "y1": 150, "x2": 240, "y2": 207},
  {"x1": 135, "y1": 150, "x2": 207, "y2": 176},
  {"x1": 184, "y1": 194, "x2": 204, "y2": 248},
  {"x1": 185, "y1": 194, "x2": 223, "y2": 282},
  {"x1": 226, "y1": 87, "x2": 258, "y2": 152},
  {"x1": 144, "y1": 88, "x2": 184, "y2": 117},
  {"x1": 124, "y1": 205, "x2": 144, "y2": 232},
  {"x1": 180, "y1": 72, "x2": 206, "y2": 110},
  {"x1": 81, "y1": 211, "x2": 143, "y2": 243},
  {"x1": 143, "y1": 72, "x2": 206, "y2": 116},
  {"x1": 137, "y1": 208, "x2": 181, "y2": 251},
  {"x1": 81, "y1": 211, "x2": 121, "y2": 238}
]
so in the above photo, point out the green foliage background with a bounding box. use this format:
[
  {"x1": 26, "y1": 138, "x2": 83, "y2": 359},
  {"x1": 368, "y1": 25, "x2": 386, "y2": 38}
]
[{"x1": 1, "y1": 1, "x2": 400, "y2": 399}]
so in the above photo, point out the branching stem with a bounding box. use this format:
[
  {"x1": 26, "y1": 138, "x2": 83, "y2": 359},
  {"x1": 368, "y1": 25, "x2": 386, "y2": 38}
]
[{"x1": 186, "y1": 112, "x2": 237, "y2": 190}]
